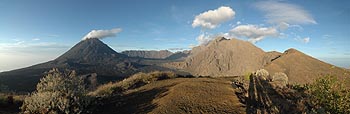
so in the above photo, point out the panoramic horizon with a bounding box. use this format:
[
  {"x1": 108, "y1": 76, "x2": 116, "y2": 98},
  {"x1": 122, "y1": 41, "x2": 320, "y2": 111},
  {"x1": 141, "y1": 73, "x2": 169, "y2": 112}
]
[
  {"x1": 1, "y1": 0, "x2": 350, "y2": 72},
  {"x1": 1, "y1": 1, "x2": 350, "y2": 113}
]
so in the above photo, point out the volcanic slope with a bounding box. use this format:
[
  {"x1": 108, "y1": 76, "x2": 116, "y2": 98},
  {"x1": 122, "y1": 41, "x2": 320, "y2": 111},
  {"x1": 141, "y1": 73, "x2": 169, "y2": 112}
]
[
  {"x1": 0, "y1": 38, "x2": 140, "y2": 92},
  {"x1": 183, "y1": 37, "x2": 267, "y2": 76},
  {"x1": 264, "y1": 48, "x2": 350, "y2": 85},
  {"x1": 175, "y1": 37, "x2": 349, "y2": 85}
]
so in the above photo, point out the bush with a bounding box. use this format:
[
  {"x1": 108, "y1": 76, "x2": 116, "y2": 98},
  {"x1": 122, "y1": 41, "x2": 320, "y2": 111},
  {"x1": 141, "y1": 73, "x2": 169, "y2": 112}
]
[
  {"x1": 21, "y1": 68, "x2": 90, "y2": 114},
  {"x1": 308, "y1": 75, "x2": 350, "y2": 114},
  {"x1": 253, "y1": 69, "x2": 269, "y2": 80},
  {"x1": 271, "y1": 72, "x2": 288, "y2": 83},
  {"x1": 270, "y1": 72, "x2": 288, "y2": 88},
  {"x1": 90, "y1": 71, "x2": 177, "y2": 96}
]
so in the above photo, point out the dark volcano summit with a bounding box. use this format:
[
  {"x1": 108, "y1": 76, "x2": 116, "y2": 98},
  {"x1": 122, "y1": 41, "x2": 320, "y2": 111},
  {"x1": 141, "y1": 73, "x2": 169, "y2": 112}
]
[{"x1": 56, "y1": 38, "x2": 126, "y2": 62}]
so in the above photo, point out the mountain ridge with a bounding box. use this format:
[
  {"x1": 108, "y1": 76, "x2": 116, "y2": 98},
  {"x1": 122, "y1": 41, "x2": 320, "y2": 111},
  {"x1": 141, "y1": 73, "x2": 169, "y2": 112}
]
[{"x1": 1, "y1": 37, "x2": 349, "y2": 92}]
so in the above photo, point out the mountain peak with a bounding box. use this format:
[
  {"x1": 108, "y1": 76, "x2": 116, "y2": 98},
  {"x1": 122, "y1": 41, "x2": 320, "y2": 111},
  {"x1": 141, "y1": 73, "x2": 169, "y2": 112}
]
[
  {"x1": 284, "y1": 48, "x2": 302, "y2": 55},
  {"x1": 184, "y1": 37, "x2": 266, "y2": 76},
  {"x1": 213, "y1": 37, "x2": 228, "y2": 42},
  {"x1": 55, "y1": 38, "x2": 123, "y2": 62}
]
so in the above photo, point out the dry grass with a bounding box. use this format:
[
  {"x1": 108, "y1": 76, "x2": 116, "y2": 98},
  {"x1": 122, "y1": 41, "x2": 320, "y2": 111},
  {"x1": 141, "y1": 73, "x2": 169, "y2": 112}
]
[
  {"x1": 94, "y1": 78, "x2": 245, "y2": 114},
  {"x1": 0, "y1": 93, "x2": 26, "y2": 114},
  {"x1": 90, "y1": 71, "x2": 177, "y2": 96},
  {"x1": 0, "y1": 93, "x2": 25, "y2": 105}
]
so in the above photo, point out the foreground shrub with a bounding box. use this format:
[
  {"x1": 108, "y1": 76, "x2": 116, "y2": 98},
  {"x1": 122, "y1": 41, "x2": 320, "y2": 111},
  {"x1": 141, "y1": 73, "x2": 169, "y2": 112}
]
[
  {"x1": 270, "y1": 72, "x2": 289, "y2": 88},
  {"x1": 308, "y1": 75, "x2": 350, "y2": 114},
  {"x1": 271, "y1": 72, "x2": 288, "y2": 83},
  {"x1": 21, "y1": 68, "x2": 90, "y2": 114},
  {"x1": 253, "y1": 69, "x2": 269, "y2": 80},
  {"x1": 90, "y1": 71, "x2": 177, "y2": 96}
]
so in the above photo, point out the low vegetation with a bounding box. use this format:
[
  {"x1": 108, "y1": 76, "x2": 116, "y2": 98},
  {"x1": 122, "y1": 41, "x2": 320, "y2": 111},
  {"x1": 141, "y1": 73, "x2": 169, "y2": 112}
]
[
  {"x1": 234, "y1": 69, "x2": 350, "y2": 113},
  {"x1": 301, "y1": 75, "x2": 350, "y2": 113},
  {"x1": 2, "y1": 67, "x2": 349, "y2": 114},
  {"x1": 21, "y1": 68, "x2": 90, "y2": 114},
  {"x1": 90, "y1": 71, "x2": 177, "y2": 96}
]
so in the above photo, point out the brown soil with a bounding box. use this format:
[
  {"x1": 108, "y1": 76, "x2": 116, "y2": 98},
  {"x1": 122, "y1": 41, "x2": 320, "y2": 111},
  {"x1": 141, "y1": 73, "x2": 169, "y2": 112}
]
[{"x1": 95, "y1": 78, "x2": 245, "y2": 114}]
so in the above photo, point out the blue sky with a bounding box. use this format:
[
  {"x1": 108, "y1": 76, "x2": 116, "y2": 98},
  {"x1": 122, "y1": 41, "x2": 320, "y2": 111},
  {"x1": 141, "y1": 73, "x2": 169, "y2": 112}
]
[{"x1": 0, "y1": 0, "x2": 349, "y2": 71}]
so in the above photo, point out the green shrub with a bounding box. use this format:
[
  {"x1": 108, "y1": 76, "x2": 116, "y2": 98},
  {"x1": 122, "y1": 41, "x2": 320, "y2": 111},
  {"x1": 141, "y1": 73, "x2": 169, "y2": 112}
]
[
  {"x1": 308, "y1": 75, "x2": 350, "y2": 114},
  {"x1": 21, "y1": 68, "x2": 90, "y2": 114},
  {"x1": 90, "y1": 71, "x2": 177, "y2": 96},
  {"x1": 243, "y1": 72, "x2": 251, "y2": 81}
]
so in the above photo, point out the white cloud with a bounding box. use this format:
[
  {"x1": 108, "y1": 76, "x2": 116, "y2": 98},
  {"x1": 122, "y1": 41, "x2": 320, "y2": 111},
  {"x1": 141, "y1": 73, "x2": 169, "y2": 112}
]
[
  {"x1": 229, "y1": 24, "x2": 279, "y2": 43},
  {"x1": 236, "y1": 21, "x2": 241, "y2": 25},
  {"x1": 197, "y1": 33, "x2": 212, "y2": 45},
  {"x1": 189, "y1": 44, "x2": 196, "y2": 48},
  {"x1": 196, "y1": 32, "x2": 233, "y2": 45},
  {"x1": 32, "y1": 38, "x2": 40, "y2": 41},
  {"x1": 294, "y1": 36, "x2": 310, "y2": 43},
  {"x1": 192, "y1": 6, "x2": 235, "y2": 29},
  {"x1": 82, "y1": 28, "x2": 122, "y2": 40},
  {"x1": 278, "y1": 22, "x2": 289, "y2": 30},
  {"x1": 255, "y1": 1, "x2": 316, "y2": 25},
  {"x1": 303, "y1": 37, "x2": 310, "y2": 43}
]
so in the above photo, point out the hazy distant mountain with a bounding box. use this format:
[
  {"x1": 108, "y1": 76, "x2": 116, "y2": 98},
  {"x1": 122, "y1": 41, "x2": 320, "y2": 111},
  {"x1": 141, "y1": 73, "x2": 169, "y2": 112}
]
[
  {"x1": 165, "y1": 50, "x2": 190, "y2": 60},
  {"x1": 122, "y1": 50, "x2": 173, "y2": 59}
]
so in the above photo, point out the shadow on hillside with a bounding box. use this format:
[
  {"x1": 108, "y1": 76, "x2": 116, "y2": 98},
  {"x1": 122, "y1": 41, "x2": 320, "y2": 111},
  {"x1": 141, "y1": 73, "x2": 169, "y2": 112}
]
[
  {"x1": 95, "y1": 84, "x2": 174, "y2": 114},
  {"x1": 246, "y1": 75, "x2": 298, "y2": 114}
]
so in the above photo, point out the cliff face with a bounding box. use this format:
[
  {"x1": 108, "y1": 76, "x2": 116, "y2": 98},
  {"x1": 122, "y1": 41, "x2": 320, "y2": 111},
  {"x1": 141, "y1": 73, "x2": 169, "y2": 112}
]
[{"x1": 122, "y1": 50, "x2": 173, "y2": 59}]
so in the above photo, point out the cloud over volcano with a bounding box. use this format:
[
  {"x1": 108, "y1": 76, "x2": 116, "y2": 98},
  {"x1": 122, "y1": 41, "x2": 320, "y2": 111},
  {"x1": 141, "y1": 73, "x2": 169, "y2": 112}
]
[{"x1": 82, "y1": 28, "x2": 122, "y2": 40}]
